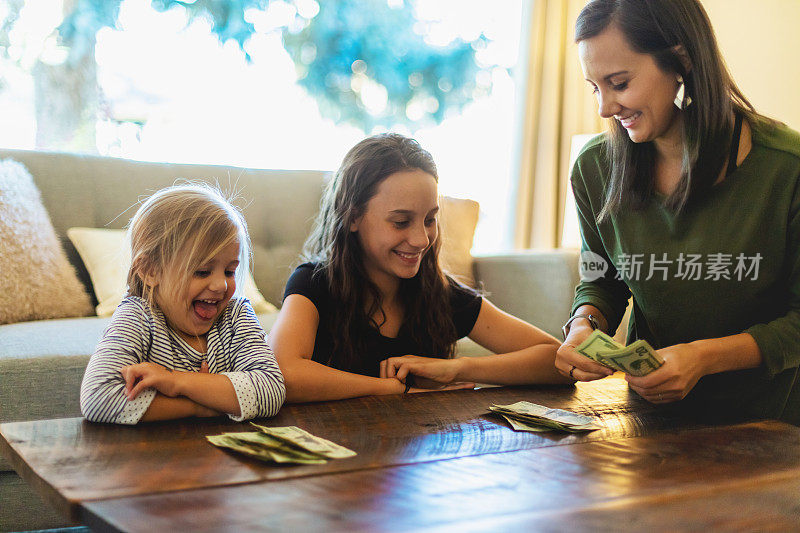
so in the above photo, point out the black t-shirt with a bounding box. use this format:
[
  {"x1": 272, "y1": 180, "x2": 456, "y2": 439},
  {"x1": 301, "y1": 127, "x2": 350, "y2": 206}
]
[{"x1": 283, "y1": 262, "x2": 483, "y2": 377}]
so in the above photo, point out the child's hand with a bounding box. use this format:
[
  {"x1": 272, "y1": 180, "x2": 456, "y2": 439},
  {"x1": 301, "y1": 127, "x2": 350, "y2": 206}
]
[
  {"x1": 120, "y1": 362, "x2": 179, "y2": 400},
  {"x1": 380, "y1": 355, "x2": 463, "y2": 385}
]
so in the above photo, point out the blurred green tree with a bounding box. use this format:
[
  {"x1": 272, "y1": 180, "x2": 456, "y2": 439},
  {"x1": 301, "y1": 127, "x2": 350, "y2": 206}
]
[
  {"x1": 0, "y1": 0, "x2": 492, "y2": 149},
  {"x1": 281, "y1": 0, "x2": 488, "y2": 131}
]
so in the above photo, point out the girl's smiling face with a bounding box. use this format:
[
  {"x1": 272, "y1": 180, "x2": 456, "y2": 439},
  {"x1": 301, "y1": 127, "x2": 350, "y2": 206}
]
[
  {"x1": 153, "y1": 240, "x2": 240, "y2": 346},
  {"x1": 579, "y1": 24, "x2": 683, "y2": 145},
  {"x1": 350, "y1": 168, "x2": 439, "y2": 293}
]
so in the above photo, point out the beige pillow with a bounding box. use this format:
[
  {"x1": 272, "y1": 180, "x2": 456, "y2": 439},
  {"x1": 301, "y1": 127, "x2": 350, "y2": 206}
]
[
  {"x1": 439, "y1": 196, "x2": 480, "y2": 287},
  {"x1": 0, "y1": 159, "x2": 94, "y2": 324},
  {"x1": 67, "y1": 227, "x2": 278, "y2": 317}
]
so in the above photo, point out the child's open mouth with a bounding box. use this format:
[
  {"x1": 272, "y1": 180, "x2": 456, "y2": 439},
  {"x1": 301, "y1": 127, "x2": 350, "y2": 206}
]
[{"x1": 193, "y1": 299, "x2": 218, "y2": 320}]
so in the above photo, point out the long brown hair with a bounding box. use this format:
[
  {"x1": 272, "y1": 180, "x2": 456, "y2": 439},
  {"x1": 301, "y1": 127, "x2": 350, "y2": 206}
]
[
  {"x1": 303, "y1": 133, "x2": 457, "y2": 370},
  {"x1": 575, "y1": 0, "x2": 755, "y2": 220}
]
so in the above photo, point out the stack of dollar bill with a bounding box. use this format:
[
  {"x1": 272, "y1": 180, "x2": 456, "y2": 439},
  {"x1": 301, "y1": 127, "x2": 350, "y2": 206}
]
[
  {"x1": 489, "y1": 401, "x2": 600, "y2": 432},
  {"x1": 207, "y1": 424, "x2": 356, "y2": 464},
  {"x1": 576, "y1": 330, "x2": 665, "y2": 377}
]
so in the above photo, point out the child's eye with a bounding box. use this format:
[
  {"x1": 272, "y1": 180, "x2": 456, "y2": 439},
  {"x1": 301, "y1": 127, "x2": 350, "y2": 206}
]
[
  {"x1": 424, "y1": 217, "x2": 437, "y2": 227},
  {"x1": 194, "y1": 270, "x2": 210, "y2": 278},
  {"x1": 225, "y1": 270, "x2": 236, "y2": 277},
  {"x1": 393, "y1": 220, "x2": 410, "y2": 229}
]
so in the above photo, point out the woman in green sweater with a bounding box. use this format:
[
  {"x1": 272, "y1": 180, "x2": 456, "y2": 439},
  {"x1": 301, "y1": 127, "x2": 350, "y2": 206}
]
[{"x1": 558, "y1": 0, "x2": 800, "y2": 423}]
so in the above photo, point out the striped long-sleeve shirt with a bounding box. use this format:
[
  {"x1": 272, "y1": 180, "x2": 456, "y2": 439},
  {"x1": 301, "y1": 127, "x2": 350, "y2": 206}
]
[{"x1": 80, "y1": 296, "x2": 285, "y2": 424}]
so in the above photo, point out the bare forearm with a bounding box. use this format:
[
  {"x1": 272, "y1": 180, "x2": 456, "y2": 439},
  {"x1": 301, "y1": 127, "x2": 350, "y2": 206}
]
[
  {"x1": 572, "y1": 304, "x2": 609, "y2": 333},
  {"x1": 456, "y1": 344, "x2": 572, "y2": 385},
  {"x1": 175, "y1": 373, "x2": 241, "y2": 416},
  {"x1": 281, "y1": 358, "x2": 403, "y2": 402},
  {"x1": 692, "y1": 333, "x2": 762, "y2": 376},
  {"x1": 140, "y1": 394, "x2": 201, "y2": 422}
]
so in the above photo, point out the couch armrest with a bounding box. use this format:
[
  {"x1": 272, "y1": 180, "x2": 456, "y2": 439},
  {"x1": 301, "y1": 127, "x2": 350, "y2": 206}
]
[{"x1": 472, "y1": 249, "x2": 580, "y2": 338}]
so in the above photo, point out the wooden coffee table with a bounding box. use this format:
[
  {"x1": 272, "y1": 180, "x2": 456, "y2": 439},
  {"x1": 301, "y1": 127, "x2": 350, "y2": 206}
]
[{"x1": 3, "y1": 378, "x2": 800, "y2": 532}]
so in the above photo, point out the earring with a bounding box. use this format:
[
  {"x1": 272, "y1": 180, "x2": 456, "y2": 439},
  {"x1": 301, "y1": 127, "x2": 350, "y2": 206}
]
[{"x1": 674, "y1": 75, "x2": 692, "y2": 109}]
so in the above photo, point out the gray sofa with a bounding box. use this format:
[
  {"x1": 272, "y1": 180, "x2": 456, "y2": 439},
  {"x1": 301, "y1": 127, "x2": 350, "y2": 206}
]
[{"x1": 0, "y1": 148, "x2": 581, "y2": 532}]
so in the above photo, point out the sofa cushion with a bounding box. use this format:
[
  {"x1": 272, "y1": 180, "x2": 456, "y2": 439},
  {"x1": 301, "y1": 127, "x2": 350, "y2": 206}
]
[
  {"x1": 0, "y1": 159, "x2": 93, "y2": 324},
  {"x1": 439, "y1": 196, "x2": 480, "y2": 287},
  {"x1": 0, "y1": 149, "x2": 328, "y2": 307},
  {"x1": 66, "y1": 227, "x2": 277, "y2": 316},
  {"x1": 252, "y1": 243, "x2": 306, "y2": 307}
]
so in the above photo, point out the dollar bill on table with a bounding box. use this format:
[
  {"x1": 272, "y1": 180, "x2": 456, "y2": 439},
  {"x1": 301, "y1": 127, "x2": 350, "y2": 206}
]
[
  {"x1": 489, "y1": 401, "x2": 600, "y2": 432},
  {"x1": 499, "y1": 414, "x2": 552, "y2": 432},
  {"x1": 250, "y1": 423, "x2": 357, "y2": 459},
  {"x1": 206, "y1": 433, "x2": 328, "y2": 464},
  {"x1": 207, "y1": 425, "x2": 356, "y2": 464},
  {"x1": 575, "y1": 330, "x2": 665, "y2": 376}
]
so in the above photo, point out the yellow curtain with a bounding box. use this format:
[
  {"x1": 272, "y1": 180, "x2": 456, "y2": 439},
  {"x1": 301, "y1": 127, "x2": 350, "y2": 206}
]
[{"x1": 514, "y1": 0, "x2": 604, "y2": 249}]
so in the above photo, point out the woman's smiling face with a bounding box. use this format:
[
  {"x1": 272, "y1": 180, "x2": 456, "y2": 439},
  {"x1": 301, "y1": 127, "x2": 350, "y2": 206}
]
[{"x1": 579, "y1": 24, "x2": 683, "y2": 145}]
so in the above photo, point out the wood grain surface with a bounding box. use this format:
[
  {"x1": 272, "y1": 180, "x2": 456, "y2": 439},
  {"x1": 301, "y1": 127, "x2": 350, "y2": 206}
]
[
  {"x1": 3, "y1": 377, "x2": 787, "y2": 531},
  {"x1": 79, "y1": 421, "x2": 800, "y2": 532}
]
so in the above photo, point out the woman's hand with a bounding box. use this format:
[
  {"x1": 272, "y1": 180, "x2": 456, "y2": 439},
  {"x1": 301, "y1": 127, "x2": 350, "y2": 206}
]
[
  {"x1": 380, "y1": 355, "x2": 464, "y2": 385},
  {"x1": 556, "y1": 325, "x2": 614, "y2": 382},
  {"x1": 120, "y1": 362, "x2": 180, "y2": 400},
  {"x1": 625, "y1": 343, "x2": 706, "y2": 403}
]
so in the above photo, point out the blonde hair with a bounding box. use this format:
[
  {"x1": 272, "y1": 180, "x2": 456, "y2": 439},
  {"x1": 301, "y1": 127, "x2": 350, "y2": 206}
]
[{"x1": 126, "y1": 183, "x2": 251, "y2": 309}]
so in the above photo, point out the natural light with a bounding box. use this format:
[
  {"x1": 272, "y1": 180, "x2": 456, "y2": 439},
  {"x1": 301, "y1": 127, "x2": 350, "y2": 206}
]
[{"x1": 0, "y1": 0, "x2": 526, "y2": 251}]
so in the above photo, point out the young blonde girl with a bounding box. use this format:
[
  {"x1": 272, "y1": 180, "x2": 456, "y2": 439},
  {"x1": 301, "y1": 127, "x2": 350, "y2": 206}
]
[
  {"x1": 269, "y1": 133, "x2": 570, "y2": 403},
  {"x1": 80, "y1": 184, "x2": 285, "y2": 424}
]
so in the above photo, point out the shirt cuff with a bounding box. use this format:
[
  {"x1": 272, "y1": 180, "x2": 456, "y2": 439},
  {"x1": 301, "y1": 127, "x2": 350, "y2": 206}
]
[
  {"x1": 745, "y1": 323, "x2": 786, "y2": 378},
  {"x1": 220, "y1": 371, "x2": 258, "y2": 422},
  {"x1": 115, "y1": 387, "x2": 157, "y2": 425}
]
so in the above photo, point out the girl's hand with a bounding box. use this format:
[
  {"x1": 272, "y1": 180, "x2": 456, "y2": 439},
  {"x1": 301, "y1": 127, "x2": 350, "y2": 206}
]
[
  {"x1": 380, "y1": 355, "x2": 464, "y2": 385},
  {"x1": 120, "y1": 362, "x2": 179, "y2": 400},
  {"x1": 556, "y1": 325, "x2": 614, "y2": 382},
  {"x1": 407, "y1": 382, "x2": 475, "y2": 393},
  {"x1": 625, "y1": 343, "x2": 706, "y2": 403}
]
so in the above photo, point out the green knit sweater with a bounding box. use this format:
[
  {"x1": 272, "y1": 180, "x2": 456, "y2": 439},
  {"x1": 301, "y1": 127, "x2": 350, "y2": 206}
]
[{"x1": 571, "y1": 117, "x2": 800, "y2": 424}]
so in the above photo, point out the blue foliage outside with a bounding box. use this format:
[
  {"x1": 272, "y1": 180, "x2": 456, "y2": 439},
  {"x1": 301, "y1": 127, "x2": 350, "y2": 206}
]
[{"x1": 48, "y1": 0, "x2": 492, "y2": 133}]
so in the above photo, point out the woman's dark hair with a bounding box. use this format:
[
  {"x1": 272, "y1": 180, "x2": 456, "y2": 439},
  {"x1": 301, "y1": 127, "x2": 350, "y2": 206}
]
[
  {"x1": 303, "y1": 133, "x2": 457, "y2": 371},
  {"x1": 575, "y1": 0, "x2": 755, "y2": 219}
]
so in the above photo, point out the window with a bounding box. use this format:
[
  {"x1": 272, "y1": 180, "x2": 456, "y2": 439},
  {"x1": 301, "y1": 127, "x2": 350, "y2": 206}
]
[{"x1": 0, "y1": 0, "x2": 526, "y2": 251}]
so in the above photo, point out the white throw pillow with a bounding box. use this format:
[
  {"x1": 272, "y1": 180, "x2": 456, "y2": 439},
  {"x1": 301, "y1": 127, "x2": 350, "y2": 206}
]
[
  {"x1": 67, "y1": 227, "x2": 278, "y2": 317},
  {"x1": 439, "y1": 196, "x2": 480, "y2": 287}
]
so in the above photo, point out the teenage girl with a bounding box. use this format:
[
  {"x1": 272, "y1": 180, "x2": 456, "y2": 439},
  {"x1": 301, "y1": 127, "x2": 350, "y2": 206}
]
[{"x1": 269, "y1": 133, "x2": 571, "y2": 403}]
